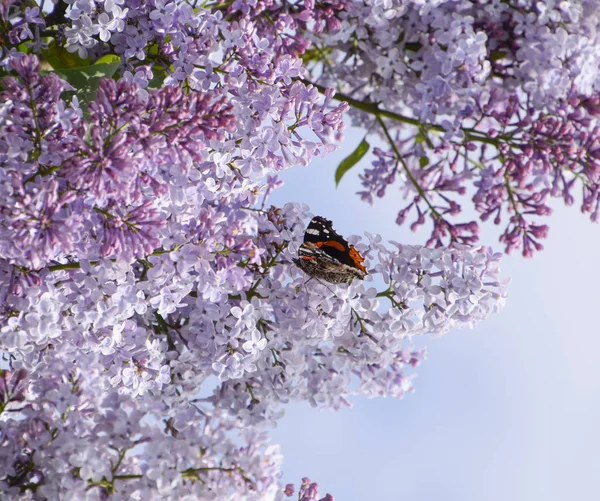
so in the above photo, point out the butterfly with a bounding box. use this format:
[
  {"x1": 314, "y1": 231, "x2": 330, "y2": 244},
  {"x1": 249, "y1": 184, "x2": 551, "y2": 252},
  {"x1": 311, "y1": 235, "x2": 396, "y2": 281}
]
[{"x1": 293, "y1": 216, "x2": 368, "y2": 284}]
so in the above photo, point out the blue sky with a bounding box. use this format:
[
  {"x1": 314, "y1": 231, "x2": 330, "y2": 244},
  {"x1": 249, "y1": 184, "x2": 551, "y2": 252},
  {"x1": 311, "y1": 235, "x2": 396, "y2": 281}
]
[{"x1": 269, "y1": 128, "x2": 600, "y2": 501}]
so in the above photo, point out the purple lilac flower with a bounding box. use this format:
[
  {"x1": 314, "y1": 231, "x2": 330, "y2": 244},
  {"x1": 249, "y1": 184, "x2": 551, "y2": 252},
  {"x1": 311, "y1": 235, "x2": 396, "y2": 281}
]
[
  {"x1": 0, "y1": 3, "x2": 524, "y2": 498},
  {"x1": 301, "y1": 0, "x2": 600, "y2": 256}
]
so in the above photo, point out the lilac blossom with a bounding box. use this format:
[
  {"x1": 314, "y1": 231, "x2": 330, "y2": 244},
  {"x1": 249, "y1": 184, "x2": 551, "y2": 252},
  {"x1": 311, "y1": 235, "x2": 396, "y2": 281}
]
[
  {"x1": 294, "y1": 0, "x2": 600, "y2": 256},
  {"x1": 0, "y1": 178, "x2": 506, "y2": 498},
  {"x1": 0, "y1": 53, "x2": 382, "y2": 499},
  {"x1": 0, "y1": 55, "x2": 506, "y2": 500},
  {"x1": 0, "y1": 2, "x2": 528, "y2": 498}
]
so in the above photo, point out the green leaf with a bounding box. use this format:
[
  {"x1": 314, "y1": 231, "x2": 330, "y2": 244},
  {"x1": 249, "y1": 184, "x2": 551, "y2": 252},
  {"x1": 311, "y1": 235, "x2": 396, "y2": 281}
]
[
  {"x1": 147, "y1": 42, "x2": 162, "y2": 56},
  {"x1": 41, "y1": 40, "x2": 91, "y2": 70},
  {"x1": 17, "y1": 42, "x2": 31, "y2": 55},
  {"x1": 301, "y1": 46, "x2": 333, "y2": 65},
  {"x1": 490, "y1": 50, "x2": 508, "y2": 62},
  {"x1": 147, "y1": 66, "x2": 168, "y2": 90},
  {"x1": 335, "y1": 138, "x2": 370, "y2": 186},
  {"x1": 94, "y1": 54, "x2": 120, "y2": 65},
  {"x1": 53, "y1": 61, "x2": 121, "y2": 109},
  {"x1": 419, "y1": 156, "x2": 430, "y2": 168}
]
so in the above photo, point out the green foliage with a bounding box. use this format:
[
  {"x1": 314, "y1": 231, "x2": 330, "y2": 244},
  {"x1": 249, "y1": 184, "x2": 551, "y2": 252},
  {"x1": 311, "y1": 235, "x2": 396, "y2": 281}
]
[
  {"x1": 38, "y1": 42, "x2": 121, "y2": 109},
  {"x1": 147, "y1": 66, "x2": 168, "y2": 90},
  {"x1": 335, "y1": 137, "x2": 370, "y2": 186},
  {"x1": 301, "y1": 46, "x2": 333, "y2": 65},
  {"x1": 41, "y1": 40, "x2": 91, "y2": 69},
  {"x1": 52, "y1": 59, "x2": 121, "y2": 110}
]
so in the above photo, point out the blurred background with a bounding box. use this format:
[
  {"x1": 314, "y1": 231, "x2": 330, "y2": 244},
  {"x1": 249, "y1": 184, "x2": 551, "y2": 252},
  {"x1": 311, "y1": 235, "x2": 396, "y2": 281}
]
[{"x1": 269, "y1": 126, "x2": 600, "y2": 501}]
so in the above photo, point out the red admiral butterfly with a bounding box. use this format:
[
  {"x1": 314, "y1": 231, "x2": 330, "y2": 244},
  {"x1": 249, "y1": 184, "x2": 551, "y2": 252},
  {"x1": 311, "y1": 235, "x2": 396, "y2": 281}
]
[{"x1": 293, "y1": 216, "x2": 368, "y2": 284}]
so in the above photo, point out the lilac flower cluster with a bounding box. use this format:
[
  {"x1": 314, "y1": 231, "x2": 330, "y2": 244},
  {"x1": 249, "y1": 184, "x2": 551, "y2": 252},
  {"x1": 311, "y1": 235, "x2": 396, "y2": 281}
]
[
  {"x1": 352, "y1": 84, "x2": 600, "y2": 256},
  {"x1": 0, "y1": 1, "x2": 45, "y2": 51},
  {"x1": 4, "y1": 0, "x2": 598, "y2": 259},
  {"x1": 0, "y1": 3, "x2": 512, "y2": 498},
  {"x1": 302, "y1": 0, "x2": 600, "y2": 255},
  {"x1": 0, "y1": 198, "x2": 505, "y2": 498},
  {"x1": 311, "y1": 0, "x2": 600, "y2": 127},
  {"x1": 284, "y1": 478, "x2": 334, "y2": 501},
  {"x1": 0, "y1": 56, "x2": 506, "y2": 499}
]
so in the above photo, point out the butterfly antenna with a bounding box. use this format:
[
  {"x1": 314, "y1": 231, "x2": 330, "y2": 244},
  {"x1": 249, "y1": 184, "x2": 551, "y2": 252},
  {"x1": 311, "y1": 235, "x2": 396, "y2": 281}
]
[
  {"x1": 280, "y1": 219, "x2": 312, "y2": 295},
  {"x1": 303, "y1": 276, "x2": 312, "y2": 299},
  {"x1": 317, "y1": 279, "x2": 337, "y2": 297},
  {"x1": 301, "y1": 273, "x2": 339, "y2": 299},
  {"x1": 282, "y1": 223, "x2": 319, "y2": 299},
  {"x1": 281, "y1": 221, "x2": 299, "y2": 255}
]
